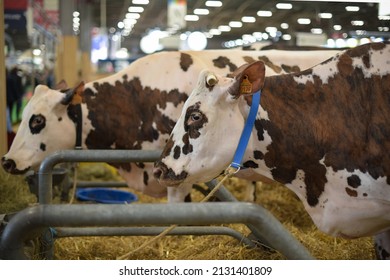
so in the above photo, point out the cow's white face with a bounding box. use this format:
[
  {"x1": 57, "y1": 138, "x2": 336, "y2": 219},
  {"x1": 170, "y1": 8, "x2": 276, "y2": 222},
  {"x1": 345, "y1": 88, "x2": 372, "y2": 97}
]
[
  {"x1": 154, "y1": 62, "x2": 265, "y2": 186},
  {"x1": 2, "y1": 85, "x2": 77, "y2": 174}
]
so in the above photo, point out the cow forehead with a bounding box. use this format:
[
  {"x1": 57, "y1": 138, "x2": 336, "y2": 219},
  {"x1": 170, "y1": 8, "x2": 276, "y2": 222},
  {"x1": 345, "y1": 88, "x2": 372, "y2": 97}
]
[{"x1": 23, "y1": 88, "x2": 62, "y2": 115}]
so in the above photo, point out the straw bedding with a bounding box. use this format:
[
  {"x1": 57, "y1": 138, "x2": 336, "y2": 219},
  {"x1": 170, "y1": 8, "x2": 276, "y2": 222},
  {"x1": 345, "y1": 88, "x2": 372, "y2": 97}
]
[{"x1": 0, "y1": 164, "x2": 375, "y2": 260}]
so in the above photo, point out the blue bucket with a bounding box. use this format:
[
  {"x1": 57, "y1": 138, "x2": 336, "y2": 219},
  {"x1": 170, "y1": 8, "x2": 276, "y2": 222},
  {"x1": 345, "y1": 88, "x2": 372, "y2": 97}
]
[{"x1": 76, "y1": 188, "x2": 138, "y2": 204}]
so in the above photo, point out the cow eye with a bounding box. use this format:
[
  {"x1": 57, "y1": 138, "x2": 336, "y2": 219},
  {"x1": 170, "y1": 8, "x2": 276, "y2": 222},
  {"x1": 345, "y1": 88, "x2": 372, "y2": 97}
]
[
  {"x1": 190, "y1": 112, "x2": 202, "y2": 122},
  {"x1": 29, "y1": 114, "x2": 46, "y2": 134},
  {"x1": 32, "y1": 115, "x2": 45, "y2": 127}
]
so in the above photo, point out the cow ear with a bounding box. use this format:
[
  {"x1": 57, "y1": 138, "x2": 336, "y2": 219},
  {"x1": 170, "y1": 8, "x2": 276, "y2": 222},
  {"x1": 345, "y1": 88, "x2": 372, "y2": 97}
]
[
  {"x1": 54, "y1": 79, "x2": 68, "y2": 90},
  {"x1": 60, "y1": 81, "x2": 85, "y2": 105},
  {"x1": 232, "y1": 61, "x2": 265, "y2": 97}
]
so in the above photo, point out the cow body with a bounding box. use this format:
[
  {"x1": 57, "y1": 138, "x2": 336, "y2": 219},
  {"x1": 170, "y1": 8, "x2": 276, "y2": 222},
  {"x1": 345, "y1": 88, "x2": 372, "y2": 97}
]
[
  {"x1": 154, "y1": 43, "x2": 390, "y2": 240},
  {"x1": 2, "y1": 49, "x2": 339, "y2": 201}
]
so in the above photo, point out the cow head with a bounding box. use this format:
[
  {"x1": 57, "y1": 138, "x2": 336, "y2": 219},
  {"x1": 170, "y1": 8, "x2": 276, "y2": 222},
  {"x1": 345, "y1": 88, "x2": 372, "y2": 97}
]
[
  {"x1": 154, "y1": 61, "x2": 265, "y2": 186},
  {"x1": 2, "y1": 82, "x2": 85, "y2": 174}
]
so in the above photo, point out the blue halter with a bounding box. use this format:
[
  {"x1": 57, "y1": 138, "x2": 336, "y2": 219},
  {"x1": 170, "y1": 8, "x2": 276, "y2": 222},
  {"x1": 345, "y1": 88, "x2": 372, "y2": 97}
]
[{"x1": 230, "y1": 90, "x2": 261, "y2": 170}]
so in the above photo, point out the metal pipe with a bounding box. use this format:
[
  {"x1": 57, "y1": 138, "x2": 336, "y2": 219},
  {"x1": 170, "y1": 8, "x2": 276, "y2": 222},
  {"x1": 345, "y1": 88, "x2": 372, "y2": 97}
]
[
  {"x1": 0, "y1": 203, "x2": 314, "y2": 260},
  {"x1": 75, "y1": 181, "x2": 129, "y2": 188},
  {"x1": 206, "y1": 179, "x2": 273, "y2": 249},
  {"x1": 55, "y1": 226, "x2": 256, "y2": 248},
  {"x1": 38, "y1": 150, "x2": 161, "y2": 204}
]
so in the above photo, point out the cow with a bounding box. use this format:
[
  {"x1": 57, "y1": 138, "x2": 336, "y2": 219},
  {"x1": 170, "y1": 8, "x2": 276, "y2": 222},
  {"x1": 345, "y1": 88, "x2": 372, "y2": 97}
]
[
  {"x1": 1, "y1": 48, "x2": 339, "y2": 202},
  {"x1": 153, "y1": 42, "x2": 390, "y2": 257}
]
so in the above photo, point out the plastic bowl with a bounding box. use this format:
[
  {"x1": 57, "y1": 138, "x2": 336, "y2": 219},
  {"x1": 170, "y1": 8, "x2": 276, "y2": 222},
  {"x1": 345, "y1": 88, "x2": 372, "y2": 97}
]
[{"x1": 76, "y1": 188, "x2": 138, "y2": 204}]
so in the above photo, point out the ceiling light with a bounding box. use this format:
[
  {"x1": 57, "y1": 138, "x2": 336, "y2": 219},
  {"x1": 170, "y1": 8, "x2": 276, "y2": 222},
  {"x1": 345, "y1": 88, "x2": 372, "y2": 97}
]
[
  {"x1": 124, "y1": 18, "x2": 137, "y2": 26},
  {"x1": 282, "y1": 34, "x2": 291, "y2": 40},
  {"x1": 205, "y1": 1, "x2": 222, "y2": 7},
  {"x1": 184, "y1": 15, "x2": 199, "y2": 21},
  {"x1": 194, "y1": 8, "x2": 209, "y2": 15},
  {"x1": 297, "y1": 18, "x2": 311, "y2": 25},
  {"x1": 257, "y1": 10, "x2": 272, "y2": 17},
  {"x1": 241, "y1": 16, "x2": 256, "y2": 23},
  {"x1": 128, "y1": 6, "x2": 144, "y2": 13},
  {"x1": 126, "y1": 13, "x2": 140, "y2": 19},
  {"x1": 327, "y1": 39, "x2": 335, "y2": 48},
  {"x1": 265, "y1": 27, "x2": 277, "y2": 33},
  {"x1": 346, "y1": 6, "x2": 359, "y2": 12},
  {"x1": 117, "y1": 21, "x2": 125, "y2": 29},
  {"x1": 351, "y1": 20, "x2": 364, "y2": 26},
  {"x1": 280, "y1": 23, "x2": 289, "y2": 29},
  {"x1": 347, "y1": 38, "x2": 358, "y2": 48},
  {"x1": 188, "y1": 32, "x2": 207, "y2": 51},
  {"x1": 311, "y1": 28, "x2": 323, "y2": 34},
  {"x1": 242, "y1": 34, "x2": 256, "y2": 43},
  {"x1": 276, "y1": 3, "x2": 292, "y2": 10},
  {"x1": 73, "y1": 11, "x2": 80, "y2": 17},
  {"x1": 334, "y1": 25, "x2": 342, "y2": 31},
  {"x1": 335, "y1": 38, "x2": 347, "y2": 48},
  {"x1": 319, "y1": 13, "x2": 332, "y2": 19},
  {"x1": 360, "y1": 38, "x2": 370, "y2": 45},
  {"x1": 379, "y1": 15, "x2": 390, "y2": 20},
  {"x1": 235, "y1": 39, "x2": 243, "y2": 46},
  {"x1": 209, "y1": 29, "x2": 221, "y2": 35},
  {"x1": 33, "y1": 49, "x2": 41, "y2": 56},
  {"x1": 229, "y1": 21, "x2": 243, "y2": 28},
  {"x1": 132, "y1": 0, "x2": 149, "y2": 5},
  {"x1": 253, "y1": 32, "x2": 262, "y2": 39},
  {"x1": 218, "y1": 25, "x2": 231, "y2": 32}
]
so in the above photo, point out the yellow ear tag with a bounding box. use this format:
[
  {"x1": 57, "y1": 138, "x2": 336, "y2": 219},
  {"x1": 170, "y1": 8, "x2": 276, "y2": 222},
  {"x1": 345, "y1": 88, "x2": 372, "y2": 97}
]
[{"x1": 240, "y1": 75, "x2": 252, "y2": 95}]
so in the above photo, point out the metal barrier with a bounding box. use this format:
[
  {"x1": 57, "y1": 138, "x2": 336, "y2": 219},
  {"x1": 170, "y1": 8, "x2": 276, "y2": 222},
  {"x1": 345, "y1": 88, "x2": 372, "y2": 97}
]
[{"x1": 0, "y1": 150, "x2": 314, "y2": 260}]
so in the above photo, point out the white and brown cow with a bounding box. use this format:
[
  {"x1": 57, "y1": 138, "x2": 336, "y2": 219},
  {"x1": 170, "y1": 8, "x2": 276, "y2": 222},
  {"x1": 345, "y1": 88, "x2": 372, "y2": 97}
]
[
  {"x1": 154, "y1": 42, "x2": 390, "y2": 255},
  {"x1": 1, "y1": 49, "x2": 339, "y2": 202}
]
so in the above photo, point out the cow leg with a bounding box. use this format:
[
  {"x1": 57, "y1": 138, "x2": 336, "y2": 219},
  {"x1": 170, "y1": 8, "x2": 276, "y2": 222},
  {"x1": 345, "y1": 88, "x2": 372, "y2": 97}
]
[
  {"x1": 374, "y1": 230, "x2": 390, "y2": 259},
  {"x1": 167, "y1": 183, "x2": 193, "y2": 203}
]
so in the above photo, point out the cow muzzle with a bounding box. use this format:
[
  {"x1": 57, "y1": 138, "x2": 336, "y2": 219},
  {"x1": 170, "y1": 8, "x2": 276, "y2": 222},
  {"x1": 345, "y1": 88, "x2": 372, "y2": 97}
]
[
  {"x1": 1, "y1": 157, "x2": 30, "y2": 175},
  {"x1": 153, "y1": 162, "x2": 188, "y2": 187}
]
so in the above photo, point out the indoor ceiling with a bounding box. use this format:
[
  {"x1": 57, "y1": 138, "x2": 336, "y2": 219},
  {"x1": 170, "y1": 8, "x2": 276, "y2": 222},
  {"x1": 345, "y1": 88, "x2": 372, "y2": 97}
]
[{"x1": 88, "y1": 0, "x2": 390, "y2": 50}]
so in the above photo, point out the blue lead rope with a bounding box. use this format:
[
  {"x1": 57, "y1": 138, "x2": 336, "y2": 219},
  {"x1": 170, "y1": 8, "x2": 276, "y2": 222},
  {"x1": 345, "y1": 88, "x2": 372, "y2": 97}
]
[{"x1": 230, "y1": 90, "x2": 261, "y2": 170}]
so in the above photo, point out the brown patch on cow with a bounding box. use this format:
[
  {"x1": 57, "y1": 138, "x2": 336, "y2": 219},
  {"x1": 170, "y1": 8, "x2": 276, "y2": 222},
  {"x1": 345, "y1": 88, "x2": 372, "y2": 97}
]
[
  {"x1": 254, "y1": 150, "x2": 264, "y2": 160},
  {"x1": 173, "y1": 145, "x2": 181, "y2": 159},
  {"x1": 254, "y1": 119, "x2": 265, "y2": 141},
  {"x1": 260, "y1": 42, "x2": 390, "y2": 207},
  {"x1": 243, "y1": 56, "x2": 256, "y2": 64},
  {"x1": 182, "y1": 133, "x2": 193, "y2": 155},
  {"x1": 143, "y1": 171, "x2": 149, "y2": 186},
  {"x1": 243, "y1": 160, "x2": 258, "y2": 168},
  {"x1": 160, "y1": 136, "x2": 174, "y2": 160},
  {"x1": 212, "y1": 56, "x2": 237, "y2": 72},
  {"x1": 345, "y1": 187, "x2": 358, "y2": 197},
  {"x1": 337, "y1": 54, "x2": 354, "y2": 76},
  {"x1": 258, "y1": 56, "x2": 282, "y2": 73},
  {"x1": 184, "y1": 102, "x2": 208, "y2": 139},
  {"x1": 281, "y1": 64, "x2": 301, "y2": 73},
  {"x1": 40, "y1": 143, "x2": 46, "y2": 151},
  {"x1": 154, "y1": 161, "x2": 188, "y2": 183},
  {"x1": 180, "y1": 53, "x2": 193, "y2": 72},
  {"x1": 82, "y1": 76, "x2": 187, "y2": 171},
  {"x1": 347, "y1": 175, "x2": 361, "y2": 188}
]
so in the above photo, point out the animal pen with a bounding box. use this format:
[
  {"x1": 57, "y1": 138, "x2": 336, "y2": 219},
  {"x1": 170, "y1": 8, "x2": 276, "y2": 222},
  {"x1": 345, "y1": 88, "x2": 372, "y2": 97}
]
[{"x1": 0, "y1": 149, "x2": 316, "y2": 260}]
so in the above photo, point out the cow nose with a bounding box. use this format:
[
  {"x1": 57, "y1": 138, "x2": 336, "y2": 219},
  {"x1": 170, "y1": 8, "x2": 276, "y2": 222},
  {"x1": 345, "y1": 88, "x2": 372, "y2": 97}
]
[
  {"x1": 1, "y1": 157, "x2": 16, "y2": 173},
  {"x1": 153, "y1": 166, "x2": 163, "y2": 179}
]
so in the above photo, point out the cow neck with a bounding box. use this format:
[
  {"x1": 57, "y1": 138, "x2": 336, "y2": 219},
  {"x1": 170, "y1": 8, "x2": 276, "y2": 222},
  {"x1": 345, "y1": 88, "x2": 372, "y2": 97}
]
[{"x1": 230, "y1": 90, "x2": 261, "y2": 170}]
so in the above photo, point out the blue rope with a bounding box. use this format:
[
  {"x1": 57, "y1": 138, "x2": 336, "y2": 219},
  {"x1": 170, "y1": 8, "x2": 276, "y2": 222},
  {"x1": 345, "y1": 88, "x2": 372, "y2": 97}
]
[{"x1": 230, "y1": 90, "x2": 261, "y2": 170}]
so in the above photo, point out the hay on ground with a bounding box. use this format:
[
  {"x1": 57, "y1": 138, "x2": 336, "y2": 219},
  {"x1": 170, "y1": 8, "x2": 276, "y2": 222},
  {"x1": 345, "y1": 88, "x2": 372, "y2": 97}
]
[{"x1": 0, "y1": 163, "x2": 376, "y2": 260}]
